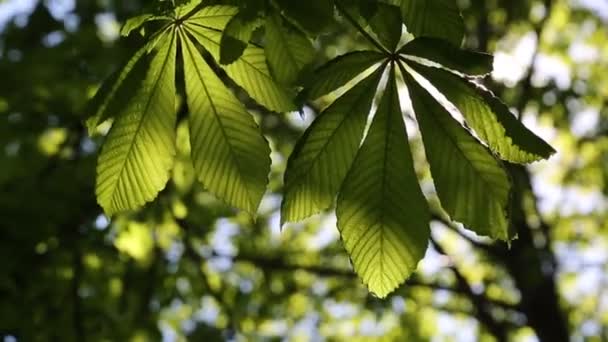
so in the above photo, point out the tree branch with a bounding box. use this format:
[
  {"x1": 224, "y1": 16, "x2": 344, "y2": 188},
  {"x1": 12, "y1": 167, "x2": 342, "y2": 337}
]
[
  {"x1": 515, "y1": 0, "x2": 554, "y2": 118},
  {"x1": 431, "y1": 237, "x2": 510, "y2": 341},
  {"x1": 431, "y1": 213, "x2": 506, "y2": 257}
]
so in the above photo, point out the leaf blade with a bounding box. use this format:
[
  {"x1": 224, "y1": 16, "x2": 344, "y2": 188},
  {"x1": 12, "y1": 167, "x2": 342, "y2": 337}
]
[
  {"x1": 303, "y1": 50, "x2": 386, "y2": 100},
  {"x1": 402, "y1": 65, "x2": 511, "y2": 240},
  {"x1": 219, "y1": 12, "x2": 263, "y2": 65},
  {"x1": 264, "y1": 13, "x2": 315, "y2": 85},
  {"x1": 275, "y1": 0, "x2": 334, "y2": 35},
  {"x1": 409, "y1": 63, "x2": 556, "y2": 163},
  {"x1": 282, "y1": 66, "x2": 384, "y2": 224},
  {"x1": 397, "y1": 0, "x2": 464, "y2": 46},
  {"x1": 86, "y1": 44, "x2": 150, "y2": 135},
  {"x1": 368, "y1": 3, "x2": 402, "y2": 51},
  {"x1": 185, "y1": 24, "x2": 296, "y2": 112},
  {"x1": 96, "y1": 31, "x2": 177, "y2": 215},
  {"x1": 186, "y1": 5, "x2": 239, "y2": 30},
  {"x1": 400, "y1": 37, "x2": 493, "y2": 76},
  {"x1": 180, "y1": 30, "x2": 270, "y2": 213},
  {"x1": 337, "y1": 70, "x2": 430, "y2": 298}
]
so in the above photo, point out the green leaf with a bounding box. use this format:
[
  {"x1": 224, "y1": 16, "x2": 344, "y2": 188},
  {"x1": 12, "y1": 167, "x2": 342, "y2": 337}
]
[
  {"x1": 121, "y1": 14, "x2": 155, "y2": 37},
  {"x1": 236, "y1": 0, "x2": 266, "y2": 17},
  {"x1": 86, "y1": 28, "x2": 171, "y2": 135},
  {"x1": 396, "y1": 0, "x2": 464, "y2": 46},
  {"x1": 400, "y1": 37, "x2": 493, "y2": 76},
  {"x1": 180, "y1": 30, "x2": 270, "y2": 213},
  {"x1": 282, "y1": 67, "x2": 384, "y2": 224},
  {"x1": 184, "y1": 24, "x2": 295, "y2": 112},
  {"x1": 367, "y1": 3, "x2": 402, "y2": 51},
  {"x1": 264, "y1": 13, "x2": 315, "y2": 85},
  {"x1": 303, "y1": 50, "x2": 386, "y2": 100},
  {"x1": 275, "y1": 0, "x2": 335, "y2": 35},
  {"x1": 186, "y1": 5, "x2": 239, "y2": 30},
  {"x1": 96, "y1": 31, "x2": 177, "y2": 215},
  {"x1": 219, "y1": 12, "x2": 263, "y2": 65},
  {"x1": 117, "y1": 3, "x2": 199, "y2": 37},
  {"x1": 86, "y1": 46, "x2": 149, "y2": 135},
  {"x1": 347, "y1": 0, "x2": 380, "y2": 21},
  {"x1": 409, "y1": 63, "x2": 556, "y2": 163},
  {"x1": 173, "y1": 1, "x2": 202, "y2": 18},
  {"x1": 337, "y1": 70, "x2": 430, "y2": 298},
  {"x1": 402, "y1": 65, "x2": 511, "y2": 240}
]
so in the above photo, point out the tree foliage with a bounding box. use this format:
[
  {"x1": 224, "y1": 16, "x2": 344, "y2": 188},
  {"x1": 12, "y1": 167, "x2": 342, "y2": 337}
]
[
  {"x1": 86, "y1": 0, "x2": 555, "y2": 297},
  {"x1": 3, "y1": 0, "x2": 605, "y2": 340}
]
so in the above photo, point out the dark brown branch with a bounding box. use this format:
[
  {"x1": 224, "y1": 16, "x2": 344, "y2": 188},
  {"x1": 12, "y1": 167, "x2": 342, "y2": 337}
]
[
  {"x1": 431, "y1": 213, "x2": 506, "y2": 257},
  {"x1": 71, "y1": 242, "x2": 85, "y2": 342},
  {"x1": 180, "y1": 219, "x2": 237, "y2": 336},
  {"x1": 515, "y1": 0, "x2": 554, "y2": 117},
  {"x1": 431, "y1": 238, "x2": 510, "y2": 342}
]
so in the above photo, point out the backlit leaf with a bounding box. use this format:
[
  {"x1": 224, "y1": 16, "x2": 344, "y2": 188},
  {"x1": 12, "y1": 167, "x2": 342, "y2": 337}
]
[
  {"x1": 184, "y1": 24, "x2": 296, "y2": 112},
  {"x1": 337, "y1": 70, "x2": 430, "y2": 298},
  {"x1": 120, "y1": 14, "x2": 166, "y2": 37},
  {"x1": 265, "y1": 13, "x2": 315, "y2": 85},
  {"x1": 303, "y1": 50, "x2": 385, "y2": 100},
  {"x1": 219, "y1": 12, "x2": 263, "y2": 65},
  {"x1": 275, "y1": 0, "x2": 335, "y2": 35},
  {"x1": 402, "y1": 65, "x2": 511, "y2": 240},
  {"x1": 400, "y1": 37, "x2": 493, "y2": 76},
  {"x1": 85, "y1": 44, "x2": 150, "y2": 135},
  {"x1": 282, "y1": 67, "x2": 384, "y2": 224},
  {"x1": 395, "y1": 0, "x2": 464, "y2": 46},
  {"x1": 410, "y1": 63, "x2": 556, "y2": 163},
  {"x1": 186, "y1": 5, "x2": 238, "y2": 30},
  {"x1": 96, "y1": 31, "x2": 177, "y2": 215},
  {"x1": 86, "y1": 26, "x2": 172, "y2": 135},
  {"x1": 368, "y1": 3, "x2": 402, "y2": 51},
  {"x1": 180, "y1": 30, "x2": 270, "y2": 213}
]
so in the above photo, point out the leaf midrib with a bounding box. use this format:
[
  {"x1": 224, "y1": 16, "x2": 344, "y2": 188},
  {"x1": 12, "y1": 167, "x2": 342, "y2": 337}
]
[
  {"x1": 270, "y1": 15, "x2": 302, "y2": 76},
  {"x1": 287, "y1": 71, "x2": 380, "y2": 189},
  {"x1": 92, "y1": 25, "x2": 173, "y2": 124},
  {"x1": 190, "y1": 13, "x2": 236, "y2": 23},
  {"x1": 185, "y1": 23, "x2": 273, "y2": 84},
  {"x1": 94, "y1": 45, "x2": 146, "y2": 119},
  {"x1": 378, "y1": 91, "x2": 392, "y2": 291},
  {"x1": 464, "y1": 83, "x2": 544, "y2": 161},
  {"x1": 414, "y1": 76, "x2": 506, "y2": 204},
  {"x1": 181, "y1": 30, "x2": 256, "y2": 210},
  {"x1": 109, "y1": 30, "x2": 175, "y2": 205}
]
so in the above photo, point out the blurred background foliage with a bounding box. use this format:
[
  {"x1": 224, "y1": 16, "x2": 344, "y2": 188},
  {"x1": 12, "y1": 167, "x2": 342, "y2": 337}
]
[{"x1": 0, "y1": 0, "x2": 607, "y2": 341}]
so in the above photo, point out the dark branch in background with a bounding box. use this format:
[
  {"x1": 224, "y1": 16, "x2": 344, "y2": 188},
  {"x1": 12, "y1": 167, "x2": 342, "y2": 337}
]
[
  {"x1": 179, "y1": 218, "x2": 237, "y2": 338},
  {"x1": 137, "y1": 238, "x2": 161, "y2": 326},
  {"x1": 464, "y1": 0, "x2": 571, "y2": 339},
  {"x1": 431, "y1": 213, "x2": 506, "y2": 258},
  {"x1": 515, "y1": 0, "x2": 554, "y2": 118},
  {"x1": 174, "y1": 218, "x2": 520, "y2": 318},
  {"x1": 230, "y1": 249, "x2": 521, "y2": 313},
  {"x1": 65, "y1": 126, "x2": 89, "y2": 342},
  {"x1": 430, "y1": 238, "x2": 509, "y2": 342},
  {"x1": 502, "y1": 164, "x2": 570, "y2": 342},
  {"x1": 71, "y1": 235, "x2": 85, "y2": 342},
  {"x1": 473, "y1": 0, "x2": 490, "y2": 52}
]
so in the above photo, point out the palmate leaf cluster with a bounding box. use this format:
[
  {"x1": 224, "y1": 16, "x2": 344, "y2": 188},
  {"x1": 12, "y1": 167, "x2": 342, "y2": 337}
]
[{"x1": 86, "y1": 0, "x2": 556, "y2": 298}]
